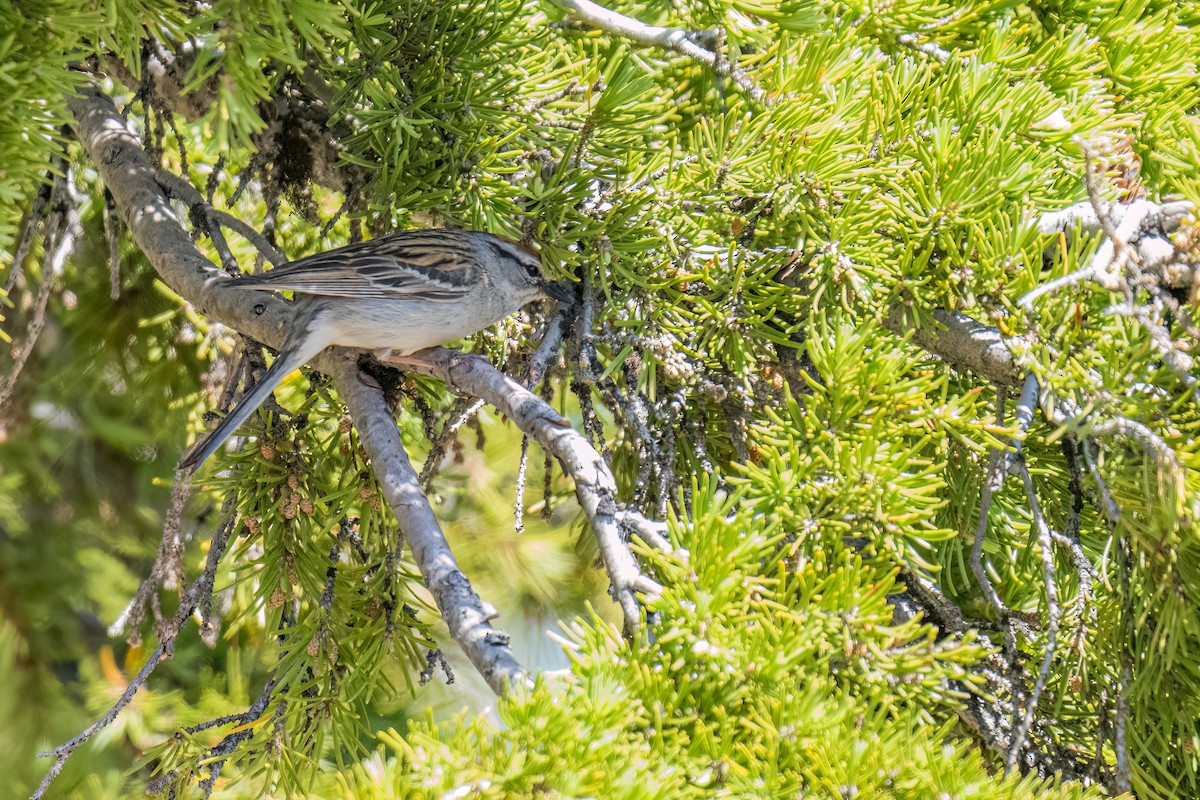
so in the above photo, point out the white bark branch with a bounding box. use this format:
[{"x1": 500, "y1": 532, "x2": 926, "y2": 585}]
[
  {"x1": 885, "y1": 306, "x2": 1021, "y2": 386},
  {"x1": 1036, "y1": 197, "x2": 1194, "y2": 239},
  {"x1": 555, "y1": 0, "x2": 766, "y2": 102},
  {"x1": 332, "y1": 356, "x2": 529, "y2": 693},
  {"x1": 392, "y1": 348, "x2": 665, "y2": 634}
]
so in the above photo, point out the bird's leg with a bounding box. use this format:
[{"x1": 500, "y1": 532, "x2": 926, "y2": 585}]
[
  {"x1": 376, "y1": 346, "x2": 470, "y2": 370},
  {"x1": 375, "y1": 348, "x2": 437, "y2": 368}
]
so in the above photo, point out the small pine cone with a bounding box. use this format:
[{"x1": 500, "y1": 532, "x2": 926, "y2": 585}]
[{"x1": 280, "y1": 491, "x2": 299, "y2": 520}]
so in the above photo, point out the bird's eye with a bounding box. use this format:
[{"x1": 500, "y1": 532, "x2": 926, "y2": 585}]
[{"x1": 524, "y1": 263, "x2": 540, "y2": 279}]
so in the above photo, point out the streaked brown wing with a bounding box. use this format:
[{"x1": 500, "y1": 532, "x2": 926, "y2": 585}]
[{"x1": 234, "y1": 231, "x2": 475, "y2": 302}]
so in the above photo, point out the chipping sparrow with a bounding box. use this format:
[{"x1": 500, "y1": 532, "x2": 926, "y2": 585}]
[{"x1": 181, "y1": 228, "x2": 570, "y2": 471}]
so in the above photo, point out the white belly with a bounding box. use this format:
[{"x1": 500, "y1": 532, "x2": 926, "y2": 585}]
[{"x1": 323, "y1": 301, "x2": 506, "y2": 355}]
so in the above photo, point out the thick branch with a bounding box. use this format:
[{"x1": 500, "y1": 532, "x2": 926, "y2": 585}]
[
  {"x1": 67, "y1": 85, "x2": 292, "y2": 350},
  {"x1": 395, "y1": 348, "x2": 665, "y2": 634},
  {"x1": 103, "y1": 43, "x2": 217, "y2": 122},
  {"x1": 1028, "y1": 197, "x2": 1197, "y2": 305},
  {"x1": 885, "y1": 306, "x2": 1021, "y2": 386},
  {"x1": 1036, "y1": 197, "x2": 1194, "y2": 240},
  {"x1": 333, "y1": 356, "x2": 528, "y2": 694}
]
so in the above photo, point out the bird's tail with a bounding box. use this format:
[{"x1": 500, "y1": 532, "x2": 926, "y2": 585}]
[{"x1": 179, "y1": 346, "x2": 315, "y2": 473}]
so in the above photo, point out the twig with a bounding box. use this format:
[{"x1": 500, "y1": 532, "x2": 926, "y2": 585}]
[
  {"x1": 970, "y1": 376, "x2": 1038, "y2": 625},
  {"x1": 0, "y1": 184, "x2": 81, "y2": 411},
  {"x1": 147, "y1": 678, "x2": 281, "y2": 798},
  {"x1": 1074, "y1": 141, "x2": 1147, "y2": 295},
  {"x1": 896, "y1": 33, "x2": 951, "y2": 63},
  {"x1": 1101, "y1": 450, "x2": 1135, "y2": 795},
  {"x1": 319, "y1": 542, "x2": 340, "y2": 611},
  {"x1": 206, "y1": 154, "x2": 225, "y2": 205},
  {"x1": 1079, "y1": 141, "x2": 1127, "y2": 248},
  {"x1": 538, "y1": 378, "x2": 557, "y2": 521},
  {"x1": 1054, "y1": 399, "x2": 1182, "y2": 476},
  {"x1": 603, "y1": 366, "x2": 660, "y2": 511},
  {"x1": 514, "y1": 435, "x2": 530, "y2": 534},
  {"x1": 1115, "y1": 550, "x2": 1133, "y2": 794},
  {"x1": 155, "y1": 168, "x2": 286, "y2": 267},
  {"x1": 196, "y1": 678, "x2": 279, "y2": 799},
  {"x1": 33, "y1": 479, "x2": 239, "y2": 800},
  {"x1": 1081, "y1": 437, "x2": 1120, "y2": 525},
  {"x1": 523, "y1": 80, "x2": 597, "y2": 113},
  {"x1": 1006, "y1": 456, "x2": 1061, "y2": 774},
  {"x1": 1149, "y1": 281, "x2": 1200, "y2": 347},
  {"x1": 526, "y1": 302, "x2": 570, "y2": 387},
  {"x1": 578, "y1": 264, "x2": 600, "y2": 379},
  {"x1": 1105, "y1": 301, "x2": 1200, "y2": 403},
  {"x1": 33, "y1": 644, "x2": 172, "y2": 799},
  {"x1": 5, "y1": 176, "x2": 54, "y2": 296},
  {"x1": 1018, "y1": 263, "x2": 1102, "y2": 309},
  {"x1": 554, "y1": 0, "x2": 766, "y2": 102},
  {"x1": 109, "y1": 471, "x2": 194, "y2": 643},
  {"x1": 1059, "y1": 437, "x2": 1095, "y2": 647},
  {"x1": 971, "y1": 451, "x2": 1009, "y2": 621},
  {"x1": 198, "y1": 499, "x2": 239, "y2": 645},
  {"x1": 105, "y1": 190, "x2": 122, "y2": 298},
  {"x1": 418, "y1": 397, "x2": 486, "y2": 491}
]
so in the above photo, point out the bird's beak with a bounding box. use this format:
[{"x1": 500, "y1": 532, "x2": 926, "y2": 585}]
[{"x1": 542, "y1": 280, "x2": 574, "y2": 303}]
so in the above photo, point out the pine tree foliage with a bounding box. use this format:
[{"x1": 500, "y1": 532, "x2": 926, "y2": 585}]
[{"x1": 2, "y1": 0, "x2": 1200, "y2": 798}]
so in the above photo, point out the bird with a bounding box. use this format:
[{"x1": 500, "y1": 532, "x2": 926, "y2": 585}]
[{"x1": 180, "y1": 228, "x2": 571, "y2": 472}]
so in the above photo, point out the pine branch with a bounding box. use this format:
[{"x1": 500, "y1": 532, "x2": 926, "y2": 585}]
[{"x1": 889, "y1": 559, "x2": 1107, "y2": 786}]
